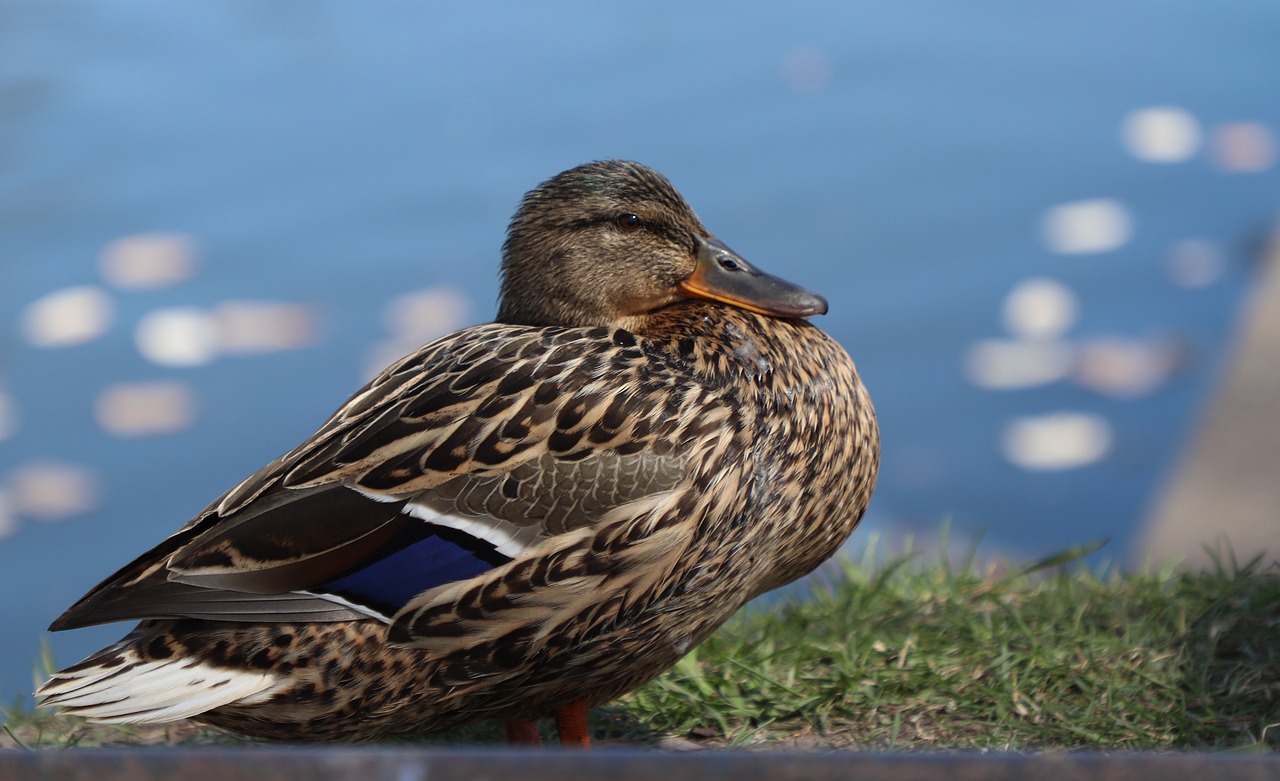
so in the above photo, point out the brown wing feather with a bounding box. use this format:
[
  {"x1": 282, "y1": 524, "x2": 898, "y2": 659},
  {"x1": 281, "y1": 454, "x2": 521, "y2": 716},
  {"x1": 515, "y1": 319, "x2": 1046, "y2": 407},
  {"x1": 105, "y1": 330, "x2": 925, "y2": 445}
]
[
  {"x1": 46, "y1": 488, "x2": 393, "y2": 630},
  {"x1": 53, "y1": 322, "x2": 725, "y2": 630}
]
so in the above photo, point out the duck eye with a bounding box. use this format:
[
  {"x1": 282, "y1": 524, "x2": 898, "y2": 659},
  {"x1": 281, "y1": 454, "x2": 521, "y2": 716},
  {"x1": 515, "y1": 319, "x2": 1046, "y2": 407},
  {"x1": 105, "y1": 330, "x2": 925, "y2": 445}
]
[{"x1": 616, "y1": 213, "x2": 643, "y2": 232}]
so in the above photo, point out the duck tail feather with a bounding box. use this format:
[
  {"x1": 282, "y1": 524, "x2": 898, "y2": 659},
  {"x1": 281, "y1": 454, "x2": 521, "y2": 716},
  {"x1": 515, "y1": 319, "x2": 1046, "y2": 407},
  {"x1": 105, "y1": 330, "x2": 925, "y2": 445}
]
[{"x1": 36, "y1": 643, "x2": 282, "y2": 724}]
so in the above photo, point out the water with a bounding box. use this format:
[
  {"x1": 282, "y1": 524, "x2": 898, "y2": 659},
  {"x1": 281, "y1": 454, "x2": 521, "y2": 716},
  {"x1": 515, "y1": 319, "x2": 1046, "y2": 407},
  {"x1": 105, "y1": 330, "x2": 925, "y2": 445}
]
[{"x1": 2, "y1": 1, "x2": 1278, "y2": 703}]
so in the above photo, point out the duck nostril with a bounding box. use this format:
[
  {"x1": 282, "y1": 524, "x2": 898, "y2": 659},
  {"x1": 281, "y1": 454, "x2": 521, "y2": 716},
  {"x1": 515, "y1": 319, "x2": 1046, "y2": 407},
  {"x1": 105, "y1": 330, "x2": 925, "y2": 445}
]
[{"x1": 718, "y1": 258, "x2": 740, "y2": 271}]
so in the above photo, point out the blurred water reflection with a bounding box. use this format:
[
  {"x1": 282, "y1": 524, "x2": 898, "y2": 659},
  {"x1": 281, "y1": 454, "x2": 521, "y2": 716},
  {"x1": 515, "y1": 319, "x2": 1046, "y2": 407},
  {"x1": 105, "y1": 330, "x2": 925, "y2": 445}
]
[
  {"x1": 1122, "y1": 107, "x2": 1202, "y2": 164},
  {"x1": 1211, "y1": 122, "x2": 1277, "y2": 173},
  {"x1": 1041, "y1": 199, "x2": 1133, "y2": 256},
  {"x1": 1, "y1": 1, "x2": 1278, "y2": 701},
  {"x1": 95, "y1": 381, "x2": 197, "y2": 438},
  {"x1": 99, "y1": 233, "x2": 199, "y2": 291},
  {"x1": 21, "y1": 287, "x2": 114, "y2": 348}
]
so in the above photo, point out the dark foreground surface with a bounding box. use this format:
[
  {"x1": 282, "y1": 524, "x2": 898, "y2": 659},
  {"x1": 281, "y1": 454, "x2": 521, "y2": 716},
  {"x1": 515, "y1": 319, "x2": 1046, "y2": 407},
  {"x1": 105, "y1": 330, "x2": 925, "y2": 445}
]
[{"x1": 2, "y1": 749, "x2": 1278, "y2": 781}]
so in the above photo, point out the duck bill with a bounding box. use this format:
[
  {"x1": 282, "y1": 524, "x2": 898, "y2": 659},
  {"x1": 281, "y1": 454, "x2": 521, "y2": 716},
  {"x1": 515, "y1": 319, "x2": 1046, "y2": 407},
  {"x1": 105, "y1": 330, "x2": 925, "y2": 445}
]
[{"x1": 678, "y1": 236, "x2": 828, "y2": 318}]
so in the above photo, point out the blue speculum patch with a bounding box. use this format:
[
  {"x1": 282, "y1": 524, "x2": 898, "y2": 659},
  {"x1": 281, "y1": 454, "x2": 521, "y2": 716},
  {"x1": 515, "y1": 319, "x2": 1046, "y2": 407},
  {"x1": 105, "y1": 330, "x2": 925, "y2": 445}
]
[{"x1": 319, "y1": 525, "x2": 510, "y2": 616}]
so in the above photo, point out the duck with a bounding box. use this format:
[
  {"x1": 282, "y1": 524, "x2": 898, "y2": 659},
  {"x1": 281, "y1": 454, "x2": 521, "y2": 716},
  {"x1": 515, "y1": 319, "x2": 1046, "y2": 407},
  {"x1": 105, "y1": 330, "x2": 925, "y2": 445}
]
[{"x1": 36, "y1": 160, "x2": 879, "y2": 747}]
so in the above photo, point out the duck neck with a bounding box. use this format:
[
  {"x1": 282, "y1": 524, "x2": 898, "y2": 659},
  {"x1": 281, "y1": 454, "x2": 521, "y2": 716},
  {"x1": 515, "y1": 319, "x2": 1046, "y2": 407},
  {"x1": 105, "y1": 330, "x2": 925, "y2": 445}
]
[{"x1": 637, "y1": 302, "x2": 828, "y2": 389}]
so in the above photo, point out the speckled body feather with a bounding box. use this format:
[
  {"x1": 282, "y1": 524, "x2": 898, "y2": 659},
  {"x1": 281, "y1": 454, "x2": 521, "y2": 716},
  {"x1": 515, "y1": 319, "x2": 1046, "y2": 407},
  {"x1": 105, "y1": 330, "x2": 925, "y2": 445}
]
[{"x1": 38, "y1": 161, "x2": 878, "y2": 742}]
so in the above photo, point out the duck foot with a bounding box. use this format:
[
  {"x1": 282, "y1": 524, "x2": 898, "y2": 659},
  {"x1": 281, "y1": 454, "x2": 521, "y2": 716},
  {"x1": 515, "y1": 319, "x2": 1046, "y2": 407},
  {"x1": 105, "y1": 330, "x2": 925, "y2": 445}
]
[
  {"x1": 502, "y1": 700, "x2": 590, "y2": 748},
  {"x1": 554, "y1": 698, "x2": 591, "y2": 749}
]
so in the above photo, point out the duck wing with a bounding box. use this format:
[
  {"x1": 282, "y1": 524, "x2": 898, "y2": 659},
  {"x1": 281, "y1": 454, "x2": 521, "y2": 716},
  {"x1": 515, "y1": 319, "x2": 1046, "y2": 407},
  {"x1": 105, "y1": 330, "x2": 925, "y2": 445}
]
[{"x1": 51, "y1": 324, "x2": 719, "y2": 630}]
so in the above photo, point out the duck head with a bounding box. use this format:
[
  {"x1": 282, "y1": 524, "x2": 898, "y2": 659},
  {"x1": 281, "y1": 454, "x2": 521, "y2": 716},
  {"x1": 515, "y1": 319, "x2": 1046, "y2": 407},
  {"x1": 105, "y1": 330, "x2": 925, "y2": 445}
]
[{"x1": 497, "y1": 160, "x2": 828, "y2": 329}]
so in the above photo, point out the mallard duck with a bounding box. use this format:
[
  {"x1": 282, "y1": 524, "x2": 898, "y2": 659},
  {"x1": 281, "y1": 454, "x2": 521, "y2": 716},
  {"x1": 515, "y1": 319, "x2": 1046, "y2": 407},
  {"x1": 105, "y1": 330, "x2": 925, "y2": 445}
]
[{"x1": 37, "y1": 160, "x2": 879, "y2": 747}]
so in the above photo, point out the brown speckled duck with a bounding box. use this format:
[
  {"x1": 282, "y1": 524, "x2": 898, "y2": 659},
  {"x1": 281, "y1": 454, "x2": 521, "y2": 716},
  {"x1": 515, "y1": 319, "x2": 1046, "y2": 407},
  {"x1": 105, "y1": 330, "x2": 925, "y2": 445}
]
[{"x1": 37, "y1": 161, "x2": 879, "y2": 747}]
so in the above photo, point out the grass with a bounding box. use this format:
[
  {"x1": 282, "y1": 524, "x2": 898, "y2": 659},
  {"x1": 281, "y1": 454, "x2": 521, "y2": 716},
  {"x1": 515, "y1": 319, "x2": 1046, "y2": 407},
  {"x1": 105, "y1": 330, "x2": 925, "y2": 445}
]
[
  {"x1": 615, "y1": 539, "x2": 1280, "y2": 750},
  {"x1": 3, "y1": 537, "x2": 1277, "y2": 751}
]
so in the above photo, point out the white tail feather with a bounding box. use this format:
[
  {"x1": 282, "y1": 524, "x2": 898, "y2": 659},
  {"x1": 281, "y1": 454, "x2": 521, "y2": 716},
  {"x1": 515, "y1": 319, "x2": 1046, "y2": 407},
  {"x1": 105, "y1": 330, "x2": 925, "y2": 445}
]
[{"x1": 37, "y1": 650, "x2": 282, "y2": 724}]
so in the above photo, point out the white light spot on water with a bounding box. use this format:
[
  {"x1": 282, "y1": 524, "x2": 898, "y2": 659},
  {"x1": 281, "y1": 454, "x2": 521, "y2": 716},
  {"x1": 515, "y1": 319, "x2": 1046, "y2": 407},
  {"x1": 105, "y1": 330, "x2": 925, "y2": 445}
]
[
  {"x1": 99, "y1": 233, "x2": 198, "y2": 290},
  {"x1": 1073, "y1": 336, "x2": 1182, "y2": 398},
  {"x1": 1003, "y1": 278, "x2": 1078, "y2": 340},
  {"x1": 8, "y1": 461, "x2": 100, "y2": 521},
  {"x1": 95, "y1": 382, "x2": 197, "y2": 437},
  {"x1": 965, "y1": 340, "x2": 1073, "y2": 390},
  {"x1": 365, "y1": 287, "x2": 472, "y2": 379},
  {"x1": 0, "y1": 391, "x2": 15, "y2": 441},
  {"x1": 136, "y1": 308, "x2": 218, "y2": 366},
  {"x1": 1210, "y1": 122, "x2": 1277, "y2": 173},
  {"x1": 384, "y1": 287, "x2": 471, "y2": 342},
  {"x1": 213, "y1": 301, "x2": 320, "y2": 354},
  {"x1": 1165, "y1": 239, "x2": 1225, "y2": 289},
  {"x1": 0, "y1": 490, "x2": 15, "y2": 542},
  {"x1": 1121, "y1": 107, "x2": 1201, "y2": 163},
  {"x1": 136, "y1": 302, "x2": 319, "y2": 366},
  {"x1": 21, "y1": 286, "x2": 114, "y2": 348},
  {"x1": 1001, "y1": 412, "x2": 1112, "y2": 471},
  {"x1": 781, "y1": 45, "x2": 834, "y2": 94},
  {"x1": 1041, "y1": 199, "x2": 1132, "y2": 255}
]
